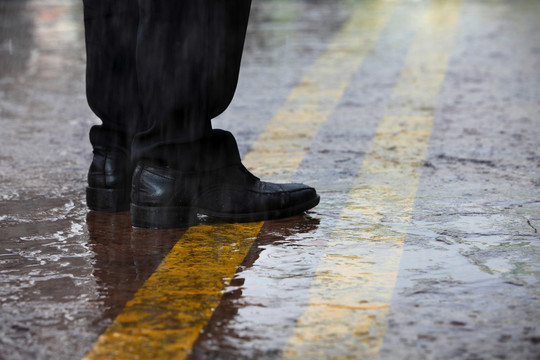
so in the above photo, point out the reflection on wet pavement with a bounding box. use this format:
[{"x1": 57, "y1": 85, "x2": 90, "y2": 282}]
[
  {"x1": 191, "y1": 216, "x2": 321, "y2": 359},
  {"x1": 1, "y1": 0, "x2": 540, "y2": 359},
  {"x1": 87, "y1": 211, "x2": 186, "y2": 323}
]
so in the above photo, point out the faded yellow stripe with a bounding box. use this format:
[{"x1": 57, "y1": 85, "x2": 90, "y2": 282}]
[
  {"x1": 83, "y1": 2, "x2": 396, "y2": 360},
  {"x1": 283, "y1": 0, "x2": 463, "y2": 358},
  {"x1": 243, "y1": 0, "x2": 398, "y2": 181}
]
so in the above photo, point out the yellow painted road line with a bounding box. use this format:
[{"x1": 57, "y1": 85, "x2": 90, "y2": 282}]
[
  {"x1": 83, "y1": 223, "x2": 262, "y2": 360},
  {"x1": 83, "y1": 2, "x2": 397, "y2": 359},
  {"x1": 243, "y1": 0, "x2": 398, "y2": 181},
  {"x1": 283, "y1": 0, "x2": 463, "y2": 358}
]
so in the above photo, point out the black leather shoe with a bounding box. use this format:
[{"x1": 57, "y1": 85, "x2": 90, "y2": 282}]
[
  {"x1": 86, "y1": 148, "x2": 132, "y2": 212},
  {"x1": 130, "y1": 161, "x2": 320, "y2": 229}
]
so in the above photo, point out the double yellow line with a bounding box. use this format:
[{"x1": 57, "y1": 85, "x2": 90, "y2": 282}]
[
  {"x1": 284, "y1": 0, "x2": 462, "y2": 358},
  {"x1": 84, "y1": 0, "x2": 462, "y2": 358}
]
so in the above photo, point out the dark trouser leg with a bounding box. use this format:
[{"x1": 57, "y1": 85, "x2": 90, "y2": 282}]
[
  {"x1": 126, "y1": 0, "x2": 319, "y2": 227},
  {"x1": 132, "y1": 0, "x2": 252, "y2": 169},
  {"x1": 84, "y1": 0, "x2": 140, "y2": 211},
  {"x1": 83, "y1": 0, "x2": 142, "y2": 154}
]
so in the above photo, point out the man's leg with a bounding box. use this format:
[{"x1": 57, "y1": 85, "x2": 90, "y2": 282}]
[
  {"x1": 130, "y1": 0, "x2": 319, "y2": 228},
  {"x1": 83, "y1": 0, "x2": 141, "y2": 211},
  {"x1": 131, "y1": 0, "x2": 251, "y2": 167}
]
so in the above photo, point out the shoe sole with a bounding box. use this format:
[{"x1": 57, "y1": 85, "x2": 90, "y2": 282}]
[
  {"x1": 86, "y1": 186, "x2": 131, "y2": 212},
  {"x1": 199, "y1": 195, "x2": 321, "y2": 223},
  {"x1": 130, "y1": 195, "x2": 320, "y2": 229}
]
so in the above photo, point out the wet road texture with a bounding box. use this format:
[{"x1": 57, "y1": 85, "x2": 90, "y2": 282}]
[{"x1": 1, "y1": 0, "x2": 539, "y2": 359}]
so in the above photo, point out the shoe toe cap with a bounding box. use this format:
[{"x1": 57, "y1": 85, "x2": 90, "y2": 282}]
[{"x1": 279, "y1": 182, "x2": 319, "y2": 206}]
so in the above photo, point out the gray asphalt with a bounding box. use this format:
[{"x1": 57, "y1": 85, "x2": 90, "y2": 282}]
[{"x1": 0, "y1": 0, "x2": 539, "y2": 359}]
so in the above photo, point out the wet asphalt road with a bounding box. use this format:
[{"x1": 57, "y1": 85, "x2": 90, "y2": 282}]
[{"x1": 1, "y1": 0, "x2": 539, "y2": 359}]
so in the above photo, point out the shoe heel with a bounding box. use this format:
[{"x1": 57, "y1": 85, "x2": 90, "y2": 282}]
[
  {"x1": 86, "y1": 187, "x2": 131, "y2": 212},
  {"x1": 130, "y1": 203, "x2": 198, "y2": 229}
]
